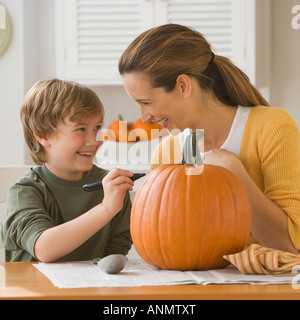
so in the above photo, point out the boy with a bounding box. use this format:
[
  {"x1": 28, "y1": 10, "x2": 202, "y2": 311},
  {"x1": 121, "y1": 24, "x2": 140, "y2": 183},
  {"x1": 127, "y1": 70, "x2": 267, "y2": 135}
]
[{"x1": 1, "y1": 79, "x2": 134, "y2": 262}]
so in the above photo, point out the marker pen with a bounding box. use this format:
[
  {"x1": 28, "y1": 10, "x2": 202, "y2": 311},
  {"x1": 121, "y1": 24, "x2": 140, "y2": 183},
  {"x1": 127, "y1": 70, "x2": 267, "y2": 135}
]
[{"x1": 83, "y1": 173, "x2": 146, "y2": 192}]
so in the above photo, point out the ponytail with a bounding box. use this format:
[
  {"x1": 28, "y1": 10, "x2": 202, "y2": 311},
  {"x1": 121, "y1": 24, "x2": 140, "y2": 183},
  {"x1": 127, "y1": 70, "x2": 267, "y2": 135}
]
[{"x1": 208, "y1": 55, "x2": 269, "y2": 106}]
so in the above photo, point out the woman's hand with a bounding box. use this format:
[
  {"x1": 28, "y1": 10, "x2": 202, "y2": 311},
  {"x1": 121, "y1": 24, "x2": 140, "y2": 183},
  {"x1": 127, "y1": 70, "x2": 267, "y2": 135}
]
[
  {"x1": 203, "y1": 148, "x2": 297, "y2": 253},
  {"x1": 101, "y1": 168, "x2": 134, "y2": 216},
  {"x1": 204, "y1": 148, "x2": 247, "y2": 179}
]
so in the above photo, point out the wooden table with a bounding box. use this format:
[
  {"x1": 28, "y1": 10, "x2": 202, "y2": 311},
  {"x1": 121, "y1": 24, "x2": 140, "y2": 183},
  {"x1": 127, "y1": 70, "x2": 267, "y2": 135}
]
[{"x1": 0, "y1": 262, "x2": 300, "y2": 300}]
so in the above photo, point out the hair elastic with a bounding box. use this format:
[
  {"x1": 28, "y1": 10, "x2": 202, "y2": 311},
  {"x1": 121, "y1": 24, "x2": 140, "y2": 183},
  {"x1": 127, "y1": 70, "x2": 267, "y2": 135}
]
[{"x1": 209, "y1": 52, "x2": 215, "y2": 65}]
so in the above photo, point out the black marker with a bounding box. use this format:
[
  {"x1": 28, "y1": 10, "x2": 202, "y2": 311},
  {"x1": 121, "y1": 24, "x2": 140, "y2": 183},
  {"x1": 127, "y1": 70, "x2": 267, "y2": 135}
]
[{"x1": 83, "y1": 173, "x2": 146, "y2": 192}]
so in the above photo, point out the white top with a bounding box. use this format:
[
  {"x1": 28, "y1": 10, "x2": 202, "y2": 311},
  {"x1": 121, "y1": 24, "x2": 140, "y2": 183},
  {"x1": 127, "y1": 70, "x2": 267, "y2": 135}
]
[{"x1": 178, "y1": 106, "x2": 252, "y2": 157}]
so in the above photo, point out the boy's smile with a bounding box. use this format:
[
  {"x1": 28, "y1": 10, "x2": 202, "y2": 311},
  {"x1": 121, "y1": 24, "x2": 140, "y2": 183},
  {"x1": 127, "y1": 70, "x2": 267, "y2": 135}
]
[{"x1": 43, "y1": 115, "x2": 103, "y2": 181}]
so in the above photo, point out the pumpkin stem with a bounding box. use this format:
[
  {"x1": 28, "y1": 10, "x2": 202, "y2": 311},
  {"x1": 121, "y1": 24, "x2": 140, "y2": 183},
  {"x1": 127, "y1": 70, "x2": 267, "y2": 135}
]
[
  {"x1": 181, "y1": 131, "x2": 204, "y2": 166},
  {"x1": 118, "y1": 115, "x2": 124, "y2": 121}
]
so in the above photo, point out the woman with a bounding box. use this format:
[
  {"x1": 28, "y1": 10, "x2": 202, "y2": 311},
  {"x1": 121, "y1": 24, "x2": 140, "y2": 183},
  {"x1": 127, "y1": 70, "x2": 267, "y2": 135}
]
[{"x1": 119, "y1": 24, "x2": 300, "y2": 254}]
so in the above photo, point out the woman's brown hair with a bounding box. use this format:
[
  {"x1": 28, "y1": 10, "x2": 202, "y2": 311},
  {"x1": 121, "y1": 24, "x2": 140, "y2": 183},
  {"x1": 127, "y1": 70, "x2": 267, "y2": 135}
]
[
  {"x1": 119, "y1": 24, "x2": 269, "y2": 107},
  {"x1": 20, "y1": 79, "x2": 104, "y2": 165}
]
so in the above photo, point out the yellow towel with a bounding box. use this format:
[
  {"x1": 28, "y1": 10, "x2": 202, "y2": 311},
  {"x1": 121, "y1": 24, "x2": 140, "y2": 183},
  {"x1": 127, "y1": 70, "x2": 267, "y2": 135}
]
[{"x1": 223, "y1": 244, "x2": 300, "y2": 275}]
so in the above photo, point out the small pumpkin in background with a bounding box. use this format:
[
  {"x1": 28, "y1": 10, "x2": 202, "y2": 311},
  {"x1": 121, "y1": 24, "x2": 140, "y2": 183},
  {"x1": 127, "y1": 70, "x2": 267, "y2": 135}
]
[
  {"x1": 132, "y1": 118, "x2": 163, "y2": 141},
  {"x1": 107, "y1": 116, "x2": 164, "y2": 142},
  {"x1": 108, "y1": 115, "x2": 136, "y2": 143},
  {"x1": 130, "y1": 132, "x2": 251, "y2": 271}
]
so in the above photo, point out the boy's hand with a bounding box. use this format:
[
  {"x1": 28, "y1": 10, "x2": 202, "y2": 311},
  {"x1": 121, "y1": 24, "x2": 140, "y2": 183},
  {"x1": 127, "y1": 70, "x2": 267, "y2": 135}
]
[{"x1": 101, "y1": 168, "x2": 134, "y2": 215}]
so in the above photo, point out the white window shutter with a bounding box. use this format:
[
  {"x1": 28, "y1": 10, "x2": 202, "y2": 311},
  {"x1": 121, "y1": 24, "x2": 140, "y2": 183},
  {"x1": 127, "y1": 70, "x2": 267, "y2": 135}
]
[
  {"x1": 158, "y1": 0, "x2": 270, "y2": 87},
  {"x1": 64, "y1": 0, "x2": 153, "y2": 85},
  {"x1": 60, "y1": 0, "x2": 269, "y2": 87},
  {"x1": 157, "y1": 0, "x2": 235, "y2": 59}
]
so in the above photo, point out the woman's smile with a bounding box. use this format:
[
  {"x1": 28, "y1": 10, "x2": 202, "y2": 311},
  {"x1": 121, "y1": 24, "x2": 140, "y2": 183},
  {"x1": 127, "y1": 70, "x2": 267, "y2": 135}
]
[{"x1": 157, "y1": 118, "x2": 169, "y2": 128}]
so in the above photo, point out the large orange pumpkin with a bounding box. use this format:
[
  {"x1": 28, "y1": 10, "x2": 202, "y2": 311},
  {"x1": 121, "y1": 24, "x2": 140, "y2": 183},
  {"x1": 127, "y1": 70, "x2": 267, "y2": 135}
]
[{"x1": 131, "y1": 164, "x2": 251, "y2": 271}]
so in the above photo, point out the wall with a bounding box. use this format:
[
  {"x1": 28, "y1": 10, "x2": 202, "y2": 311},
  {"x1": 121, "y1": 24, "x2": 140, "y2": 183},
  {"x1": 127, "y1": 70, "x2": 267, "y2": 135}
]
[
  {"x1": 0, "y1": 0, "x2": 36, "y2": 165},
  {"x1": 270, "y1": 0, "x2": 300, "y2": 127},
  {"x1": 0, "y1": 0, "x2": 299, "y2": 165}
]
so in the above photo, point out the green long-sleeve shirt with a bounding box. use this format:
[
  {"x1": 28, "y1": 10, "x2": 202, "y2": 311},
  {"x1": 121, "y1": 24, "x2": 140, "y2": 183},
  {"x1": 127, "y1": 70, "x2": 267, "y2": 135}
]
[{"x1": 1, "y1": 165, "x2": 132, "y2": 262}]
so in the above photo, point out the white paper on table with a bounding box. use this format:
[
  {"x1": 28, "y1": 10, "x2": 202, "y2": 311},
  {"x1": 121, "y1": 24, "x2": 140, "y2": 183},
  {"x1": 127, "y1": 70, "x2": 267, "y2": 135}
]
[{"x1": 33, "y1": 259, "x2": 295, "y2": 289}]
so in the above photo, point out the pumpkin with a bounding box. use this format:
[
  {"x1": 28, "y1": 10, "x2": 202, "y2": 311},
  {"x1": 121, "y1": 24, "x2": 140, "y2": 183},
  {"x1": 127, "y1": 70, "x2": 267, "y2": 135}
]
[
  {"x1": 131, "y1": 163, "x2": 251, "y2": 271},
  {"x1": 108, "y1": 115, "x2": 136, "y2": 143},
  {"x1": 132, "y1": 118, "x2": 163, "y2": 140}
]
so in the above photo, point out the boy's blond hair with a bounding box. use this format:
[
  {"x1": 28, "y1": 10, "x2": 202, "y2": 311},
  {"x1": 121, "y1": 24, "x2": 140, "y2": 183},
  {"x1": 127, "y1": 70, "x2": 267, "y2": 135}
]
[{"x1": 20, "y1": 79, "x2": 104, "y2": 165}]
